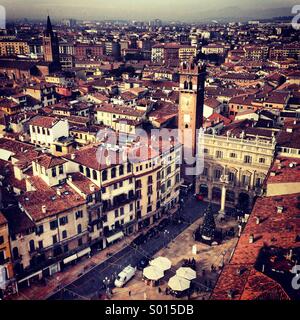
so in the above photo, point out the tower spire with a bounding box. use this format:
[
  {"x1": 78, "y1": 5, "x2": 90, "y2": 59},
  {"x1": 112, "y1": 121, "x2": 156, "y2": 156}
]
[{"x1": 46, "y1": 15, "x2": 53, "y2": 36}]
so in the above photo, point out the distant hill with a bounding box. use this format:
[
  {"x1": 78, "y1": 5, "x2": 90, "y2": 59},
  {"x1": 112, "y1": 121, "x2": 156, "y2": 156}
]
[{"x1": 190, "y1": 6, "x2": 294, "y2": 22}]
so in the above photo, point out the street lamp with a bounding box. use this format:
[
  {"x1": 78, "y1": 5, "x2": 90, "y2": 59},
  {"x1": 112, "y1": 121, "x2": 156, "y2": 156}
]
[
  {"x1": 164, "y1": 229, "x2": 170, "y2": 247},
  {"x1": 103, "y1": 276, "x2": 110, "y2": 296}
]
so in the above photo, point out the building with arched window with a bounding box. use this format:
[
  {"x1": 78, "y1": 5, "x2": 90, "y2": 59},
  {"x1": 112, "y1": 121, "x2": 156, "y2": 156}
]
[{"x1": 196, "y1": 131, "x2": 276, "y2": 212}]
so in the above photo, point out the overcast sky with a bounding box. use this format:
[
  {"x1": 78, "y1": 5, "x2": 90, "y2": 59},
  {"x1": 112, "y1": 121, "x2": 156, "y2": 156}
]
[{"x1": 1, "y1": 0, "x2": 298, "y2": 21}]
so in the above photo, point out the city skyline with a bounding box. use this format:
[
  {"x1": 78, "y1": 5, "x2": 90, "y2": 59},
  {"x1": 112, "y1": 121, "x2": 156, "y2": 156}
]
[{"x1": 1, "y1": 0, "x2": 299, "y2": 22}]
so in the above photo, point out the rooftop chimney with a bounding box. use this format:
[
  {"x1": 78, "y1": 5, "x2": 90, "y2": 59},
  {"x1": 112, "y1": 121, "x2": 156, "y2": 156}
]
[
  {"x1": 249, "y1": 234, "x2": 254, "y2": 244},
  {"x1": 71, "y1": 153, "x2": 76, "y2": 160},
  {"x1": 277, "y1": 206, "x2": 284, "y2": 213},
  {"x1": 41, "y1": 205, "x2": 47, "y2": 214},
  {"x1": 90, "y1": 184, "x2": 95, "y2": 192}
]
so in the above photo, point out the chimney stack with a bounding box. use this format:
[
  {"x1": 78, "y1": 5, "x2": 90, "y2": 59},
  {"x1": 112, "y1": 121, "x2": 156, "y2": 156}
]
[
  {"x1": 249, "y1": 234, "x2": 254, "y2": 244},
  {"x1": 41, "y1": 205, "x2": 47, "y2": 214},
  {"x1": 277, "y1": 206, "x2": 284, "y2": 213}
]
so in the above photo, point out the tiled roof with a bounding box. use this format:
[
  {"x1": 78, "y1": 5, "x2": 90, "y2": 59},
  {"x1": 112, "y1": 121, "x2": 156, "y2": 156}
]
[
  {"x1": 35, "y1": 154, "x2": 67, "y2": 169},
  {"x1": 67, "y1": 172, "x2": 100, "y2": 195},
  {"x1": 29, "y1": 115, "x2": 60, "y2": 128},
  {"x1": 96, "y1": 103, "x2": 145, "y2": 117},
  {"x1": 204, "y1": 97, "x2": 222, "y2": 109},
  {"x1": 18, "y1": 183, "x2": 86, "y2": 222},
  {"x1": 268, "y1": 157, "x2": 300, "y2": 184},
  {"x1": 212, "y1": 192, "x2": 300, "y2": 300}
]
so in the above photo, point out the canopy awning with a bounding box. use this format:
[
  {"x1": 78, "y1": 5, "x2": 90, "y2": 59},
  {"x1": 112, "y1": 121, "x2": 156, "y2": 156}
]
[
  {"x1": 63, "y1": 254, "x2": 78, "y2": 264},
  {"x1": 150, "y1": 257, "x2": 172, "y2": 271},
  {"x1": 106, "y1": 231, "x2": 124, "y2": 244},
  {"x1": 0, "y1": 149, "x2": 13, "y2": 161},
  {"x1": 176, "y1": 267, "x2": 197, "y2": 280},
  {"x1": 143, "y1": 265, "x2": 164, "y2": 281},
  {"x1": 18, "y1": 270, "x2": 42, "y2": 284},
  {"x1": 168, "y1": 275, "x2": 190, "y2": 291},
  {"x1": 77, "y1": 247, "x2": 91, "y2": 258}
]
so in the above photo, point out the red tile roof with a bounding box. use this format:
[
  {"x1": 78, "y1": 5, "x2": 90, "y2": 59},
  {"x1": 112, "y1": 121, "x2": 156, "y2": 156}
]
[
  {"x1": 211, "y1": 192, "x2": 300, "y2": 300},
  {"x1": 18, "y1": 183, "x2": 86, "y2": 222},
  {"x1": 29, "y1": 115, "x2": 60, "y2": 128},
  {"x1": 268, "y1": 157, "x2": 300, "y2": 184},
  {"x1": 35, "y1": 154, "x2": 67, "y2": 170}
]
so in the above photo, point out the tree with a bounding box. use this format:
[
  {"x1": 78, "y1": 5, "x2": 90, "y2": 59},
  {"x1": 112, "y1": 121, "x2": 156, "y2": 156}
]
[{"x1": 201, "y1": 204, "x2": 216, "y2": 241}]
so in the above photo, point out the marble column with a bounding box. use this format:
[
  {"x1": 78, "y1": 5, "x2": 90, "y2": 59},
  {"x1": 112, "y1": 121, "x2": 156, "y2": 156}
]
[{"x1": 218, "y1": 184, "x2": 226, "y2": 217}]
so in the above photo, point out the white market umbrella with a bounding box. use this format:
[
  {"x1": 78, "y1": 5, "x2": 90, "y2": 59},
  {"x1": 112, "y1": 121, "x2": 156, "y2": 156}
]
[
  {"x1": 168, "y1": 275, "x2": 191, "y2": 292},
  {"x1": 176, "y1": 267, "x2": 196, "y2": 281},
  {"x1": 143, "y1": 265, "x2": 164, "y2": 281},
  {"x1": 150, "y1": 257, "x2": 172, "y2": 271}
]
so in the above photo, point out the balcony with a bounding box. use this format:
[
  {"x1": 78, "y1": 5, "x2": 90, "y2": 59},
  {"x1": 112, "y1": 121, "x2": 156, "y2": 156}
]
[
  {"x1": 88, "y1": 217, "x2": 103, "y2": 227},
  {"x1": 102, "y1": 194, "x2": 136, "y2": 212}
]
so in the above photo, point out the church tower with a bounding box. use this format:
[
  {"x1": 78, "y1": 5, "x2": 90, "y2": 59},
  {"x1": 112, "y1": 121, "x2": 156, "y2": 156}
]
[
  {"x1": 43, "y1": 16, "x2": 60, "y2": 70},
  {"x1": 178, "y1": 60, "x2": 206, "y2": 157}
]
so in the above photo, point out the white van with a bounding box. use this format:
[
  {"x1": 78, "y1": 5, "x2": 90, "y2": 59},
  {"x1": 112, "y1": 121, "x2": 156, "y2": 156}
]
[{"x1": 114, "y1": 265, "x2": 136, "y2": 288}]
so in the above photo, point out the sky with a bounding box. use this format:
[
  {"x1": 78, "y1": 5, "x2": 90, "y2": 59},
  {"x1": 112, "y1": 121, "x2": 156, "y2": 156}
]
[{"x1": 1, "y1": 0, "x2": 298, "y2": 21}]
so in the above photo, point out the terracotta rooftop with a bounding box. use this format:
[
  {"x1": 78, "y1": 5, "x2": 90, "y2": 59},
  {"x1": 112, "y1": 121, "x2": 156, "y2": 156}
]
[
  {"x1": 34, "y1": 154, "x2": 67, "y2": 170},
  {"x1": 29, "y1": 115, "x2": 60, "y2": 128},
  {"x1": 212, "y1": 192, "x2": 300, "y2": 300},
  {"x1": 67, "y1": 172, "x2": 100, "y2": 196},
  {"x1": 268, "y1": 157, "x2": 300, "y2": 184},
  {"x1": 96, "y1": 103, "x2": 145, "y2": 117},
  {"x1": 0, "y1": 138, "x2": 35, "y2": 158},
  {"x1": 18, "y1": 183, "x2": 86, "y2": 222},
  {"x1": 204, "y1": 97, "x2": 222, "y2": 109}
]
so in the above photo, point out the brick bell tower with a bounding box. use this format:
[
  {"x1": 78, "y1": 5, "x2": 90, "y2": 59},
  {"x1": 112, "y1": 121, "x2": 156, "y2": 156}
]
[
  {"x1": 43, "y1": 15, "x2": 60, "y2": 70},
  {"x1": 178, "y1": 60, "x2": 206, "y2": 158}
]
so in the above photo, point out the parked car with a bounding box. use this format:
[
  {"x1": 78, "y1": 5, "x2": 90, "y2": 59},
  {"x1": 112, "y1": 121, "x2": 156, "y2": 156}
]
[
  {"x1": 194, "y1": 193, "x2": 204, "y2": 201},
  {"x1": 137, "y1": 257, "x2": 149, "y2": 270},
  {"x1": 157, "y1": 218, "x2": 169, "y2": 231},
  {"x1": 114, "y1": 265, "x2": 136, "y2": 288},
  {"x1": 131, "y1": 233, "x2": 147, "y2": 247},
  {"x1": 145, "y1": 227, "x2": 159, "y2": 239}
]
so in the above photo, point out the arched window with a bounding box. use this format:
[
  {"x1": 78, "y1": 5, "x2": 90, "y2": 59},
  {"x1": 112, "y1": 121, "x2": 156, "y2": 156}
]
[
  {"x1": 185, "y1": 124, "x2": 189, "y2": 129},
  {"x1": 29, "y1": 240, "x2": 35, "y2": 253},
  {"x1": 102, "y1": 170, "x2": 107, "y2": 181},
  {"x1": 184, "y1": 81, "x2": 188, "y2": 89},
  {"x1": 79, "y1": 165, "x2": 84, "y2": 174},
  {"x1": 189, "y1": 81, "x2": 193, "y2": 90},
  {"x1": 92, "y1": 170, "x2": 98, "y2": 180},
  {"x1": 13, "y1": 247, "x2": 19, "y2": 260},
  {"x1": 127, "y1": 163, "x2": 132, "y2": 173},
  {"x1": 119, "y1": 165, "x2": 124, "y2": 176},
  {"x1": 86, "y1": 168, "x2": 91, "y2": 178},
  {"x1": 111, "y1": 168, "x2": 116, "y2": 178},
  {"x1": 77, "y1": 224, "x2": 82, "y2": 234}
]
